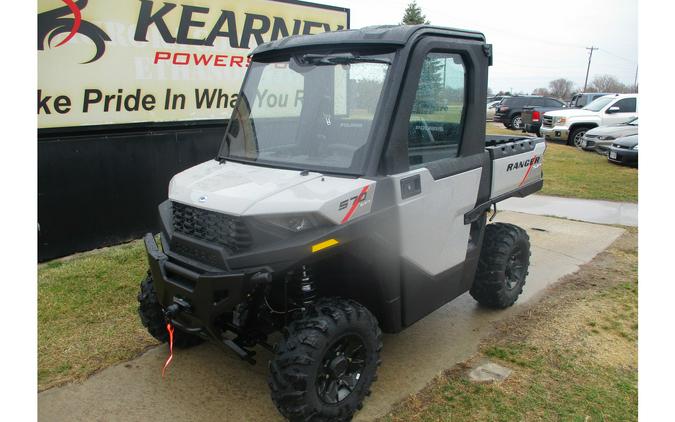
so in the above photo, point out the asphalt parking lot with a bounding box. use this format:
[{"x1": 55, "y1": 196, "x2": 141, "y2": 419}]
[{"x1": 38, "y1": 212, "x2": 624, "y2": 421}]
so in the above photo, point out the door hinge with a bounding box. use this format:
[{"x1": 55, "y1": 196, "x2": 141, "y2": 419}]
[{"x1": 483, "y1": 44, "x2": 493, "y2": 66}]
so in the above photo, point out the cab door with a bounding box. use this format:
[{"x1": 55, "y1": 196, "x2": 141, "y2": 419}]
[
  {"x1": 603, "y1": 97, "x2": 638, "y2": 125},
  {"x1": 384, "y1": 36, "x2": 490, "y2": 326}
]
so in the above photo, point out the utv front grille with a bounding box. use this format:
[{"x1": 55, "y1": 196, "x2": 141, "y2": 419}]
[
  {"x1": 171, "y1": 202, "x2": 252, "y2": 254},
  {"x1": 542, "y1": 115, "x2": 554, "y2": 127}
]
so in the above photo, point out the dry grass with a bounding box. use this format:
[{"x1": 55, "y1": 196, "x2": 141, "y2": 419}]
[
  {"x1": 382, "y1": 228, "x2": 638, "y2": 422},
  {"x1": 38, "y1": 240, "x2": 158, "y2": 391},
  {"x1": 485, "y1": 122, "x2": 527, "y2": 136}
]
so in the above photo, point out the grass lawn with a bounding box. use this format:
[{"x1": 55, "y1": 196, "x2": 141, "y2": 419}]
[
  {"x1": 38, "y1": 240, "x2": 157, "y2": 391},
  {"x1": 382, "y1": 228, "x2": 638, "y2": 421},
  {"x1": 486, "y1": 122, "x2": 638, "y2": 202}
]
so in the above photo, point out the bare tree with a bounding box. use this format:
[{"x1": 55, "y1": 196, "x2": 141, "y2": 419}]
[
  {"x1": 591, "y1": 74, "x2": 629, "y2": 93},
  {"x1": 548, "y1": 78, "x2": 575, "y2": 100},
  {"x1": 532, "y1": 87, "x2": 550, "y2": 96}
]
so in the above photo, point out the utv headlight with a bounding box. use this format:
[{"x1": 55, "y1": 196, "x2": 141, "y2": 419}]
[
  {"x1": 554, "y1": 116, "x2": 567, "y2": 125},
  {"x1": 597, "y1": 135, "x2": 615, "y2": 140},
  {"x1": 259, "y1": 214, "x2": 329, "y2": 233}
]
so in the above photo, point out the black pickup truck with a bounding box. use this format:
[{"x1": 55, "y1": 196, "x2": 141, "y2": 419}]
[
  {"x1": 521, "y1": 100, "x2": 567, "y2": 136},
  {"x1": 495, "y1": 96, "x2": 565, "y2": 130}
]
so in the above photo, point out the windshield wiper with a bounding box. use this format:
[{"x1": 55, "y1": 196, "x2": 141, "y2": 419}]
[{"x1": 300, "y1": 53, "x2": 391, "y2": 66}]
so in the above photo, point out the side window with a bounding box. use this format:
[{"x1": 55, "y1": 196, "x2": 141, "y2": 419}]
[
  {"x1": 546, "y1": 98, "x2": 563, "y2": 107},
  {"x1": 408, "y1": 52, "x2": 466, "y2": 167},
  {"x1": 530, "y1": 98, "x2": 545, "y2": 107},
  {"x1": 611, "y1": 98, "x2": 637, "y2": 113}
]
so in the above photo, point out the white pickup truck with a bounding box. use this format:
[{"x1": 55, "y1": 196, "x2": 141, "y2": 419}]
[{"x1": 541, "y1": 93, "x2": 638, "y2": 147}]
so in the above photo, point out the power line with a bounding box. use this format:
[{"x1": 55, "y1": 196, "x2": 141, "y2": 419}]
[
  {"x1": 583, "y1": 46, "x2": 598, "y2": 93},
  {"x1": 599, "y1": 49, "x2": 637, "y2": 64}
]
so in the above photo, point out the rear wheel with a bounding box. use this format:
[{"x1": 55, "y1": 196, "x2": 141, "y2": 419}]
[
  {"x1": 269, "y1": 298, "x2": 382, "y2": 422},
  {"x1": 137, "y1": 273, "x2": 203, "y2": 348},
  {"x1": 470, "y1": 223, "x2": 531, "y2": 308},
  {"x1": 511, "y1": 114, "x2": 523, "y2": 130}
]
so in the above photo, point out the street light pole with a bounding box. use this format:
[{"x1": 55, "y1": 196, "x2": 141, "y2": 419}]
[{"x1": 583, "y1": 46, "x2": 598, "y2": 93}]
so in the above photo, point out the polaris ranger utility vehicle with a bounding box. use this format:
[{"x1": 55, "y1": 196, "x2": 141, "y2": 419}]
[{"x1": 138, "y1": 25, "x2": 545, "y2": 421}]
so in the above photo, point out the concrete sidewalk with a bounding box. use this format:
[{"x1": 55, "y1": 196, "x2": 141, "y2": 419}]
[{"x1": 500, "y1": 194, "x2": 637, "y2": 227}]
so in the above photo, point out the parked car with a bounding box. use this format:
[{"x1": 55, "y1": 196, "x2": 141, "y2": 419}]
[
  {"x1": 541, "y1": 94, "x2": 638, "y2": 146},
  {"x1": 494, "y1": 96, "x2": 566, "y2": 130},
  {"x1": 486, "y1": 100, "x2": 500, "y2": 121},
  {"x1": 580, "y1": 117, "x2": 638, "y2": 153},
  {"x1": 568, "y1": 92, "x2": 615, "y2": 108},
  {"x1": 608, "y1": 134, "x2": 638, "y2": 166},
  {"x1": 521, "y1": 100, "x2": 568, "y2": 137}
]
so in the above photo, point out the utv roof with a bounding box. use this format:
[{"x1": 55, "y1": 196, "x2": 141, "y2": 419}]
[{"x1": 251, "y1": 25, "x2": 486, "y2": 57}]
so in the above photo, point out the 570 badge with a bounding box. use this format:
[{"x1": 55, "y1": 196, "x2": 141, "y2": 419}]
[
  {"x1": 338, "y1": 186, "x2": 371, "y2": 224},
  {"x1": 338, "y1": 191, "x2": 368, "y2": 211}
]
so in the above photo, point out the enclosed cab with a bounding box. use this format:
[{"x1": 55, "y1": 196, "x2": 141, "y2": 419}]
[{"x1": 138, "y1": 25, "x2": 545, "y2": 421}]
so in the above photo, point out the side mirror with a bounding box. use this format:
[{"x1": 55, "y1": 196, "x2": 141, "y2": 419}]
[{"x1": 606, "y1": 106, "x2": 621, "y2": 114}]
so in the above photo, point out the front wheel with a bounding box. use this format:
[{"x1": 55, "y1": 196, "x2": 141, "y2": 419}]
[
  {"x1": 470, "y1": 223, "x2": 531, "y2": 308},
  {"x1": 569, "y1": 127, "x2": 588, "y2": 147},
  {"x1": 268, "y1": 298, "x2": 382, "y2": 421}
]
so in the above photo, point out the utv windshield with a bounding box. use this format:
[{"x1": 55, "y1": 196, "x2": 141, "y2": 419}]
[{"x1": 218, "y1": 51, "x2": 394, "y2": 174}]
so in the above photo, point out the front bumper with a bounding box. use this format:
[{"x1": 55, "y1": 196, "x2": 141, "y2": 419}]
[
  {"x1": 581, "y1": 136, "x2": 615, "y2": 152},
  {"x1": 580, "y1": 136, "x2": 597, "y2": 151},
  {"x1": 144, "y1": 233, "x2": 250, "y2": 335},
  {"x1": 608, "y1": 146, "x2": 638, "y2": 166},
  {"x1": 540, "y1": 126, "x2": 569, "y2": 142}
]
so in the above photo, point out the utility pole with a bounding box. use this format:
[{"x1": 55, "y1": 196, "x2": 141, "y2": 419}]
[
  {"x1": 583, "y1": 46, "x2": 598, "y2": 93},
  {"x1": 633, "y1": 65, "x2": 638, "y2": 92}
]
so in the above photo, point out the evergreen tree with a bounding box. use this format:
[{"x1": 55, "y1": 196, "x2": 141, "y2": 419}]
[{"x1": 401, "y1": 1, "x2": 430, "y2": 25}]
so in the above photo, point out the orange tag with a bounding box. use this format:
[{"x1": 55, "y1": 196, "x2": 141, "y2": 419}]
[{"x1": 161, "y1": 323, "x2": 174, "y2": 377}]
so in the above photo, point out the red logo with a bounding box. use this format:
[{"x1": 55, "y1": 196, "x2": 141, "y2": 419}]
[{"x1": 38, "y1": 0, "x2": 111, "y2": 63}]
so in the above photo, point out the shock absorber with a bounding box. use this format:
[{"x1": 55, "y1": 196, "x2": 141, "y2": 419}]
[{"x1": 286, "y1": 265, "x2": 316, "y2": 307}]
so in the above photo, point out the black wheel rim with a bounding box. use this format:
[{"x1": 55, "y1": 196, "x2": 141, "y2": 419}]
[
  {"x1": 316, "y1": 334, "x2": 367, "y2": 404},
  {"x1": 505, "y1": 246, "x2": 526, "y2": 290}
]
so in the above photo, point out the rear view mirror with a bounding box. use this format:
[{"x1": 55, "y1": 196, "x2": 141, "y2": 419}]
[{"x1": 607, "y1": 106, "x2": 621, "y2": 113}]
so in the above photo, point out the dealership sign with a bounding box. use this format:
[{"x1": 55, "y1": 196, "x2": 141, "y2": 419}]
[{"x1": 37, "y1": 0, "x2": 349, "y2": 129}]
